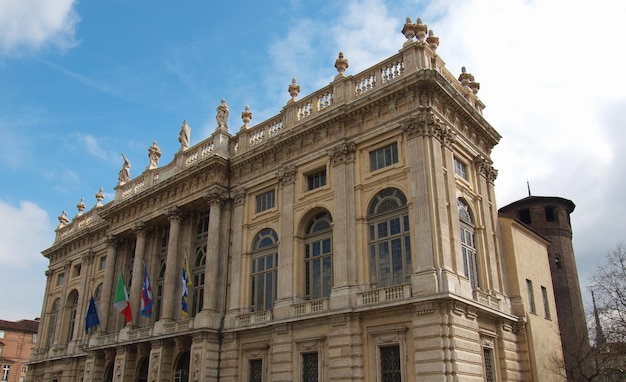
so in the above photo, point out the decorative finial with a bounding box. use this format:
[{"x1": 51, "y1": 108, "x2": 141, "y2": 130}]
[
  {"x1": 148, "y1": 141, "x2": 161, "y2": 170},
  {"x1": 426, "y1": 29, "x2": 439, "y2": 50},
  {"x1": 95, "y1": 187, "x2": 105, "y2": 207},
  {"x1": 415, "y1": 18, "x2": 428, "y2": 41},
  {"x1": 76, "y1": 198, "x2": 86, "y2": 216},
  {"x1": 288, "y1": 78, "x2": 300, "y2": 101},
  {"x1": 334, "y1": 52, "x2": 349, "y2": 79},
  {"x1": 402, "y1": 17, "x2": 416, "y2": 44},
  {"x1": 241, "y1": 105, "x2": 252, "y2": 129},
  {"x1": 57, "y1": 210, "x2": 69, "y2": 228},
  {"x1": 216, "y1": 99, "x2": 229, "y2": 130},
  {"x1": 118, "y1": 153, "x2": 131, "y2": 185},
  {"x1": 178, "y1": 120, "x2": 190, "y2": 151},
  {"x1": 458, "y1": 67, "x2": 480, "y2": 95}
]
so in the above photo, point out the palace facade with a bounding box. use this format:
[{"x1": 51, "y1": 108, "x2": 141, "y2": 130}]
[{"x1": 29, "y1": 17, "x2": 569, "y2": 382}]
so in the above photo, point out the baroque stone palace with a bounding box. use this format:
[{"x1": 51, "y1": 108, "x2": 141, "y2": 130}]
[{"x1": 30, "y1": 17, "x2": 568, "y2": 382}]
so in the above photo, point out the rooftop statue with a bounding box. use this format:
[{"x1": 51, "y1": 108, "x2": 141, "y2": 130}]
[
  {"x1": 95, "y1": 187, "x2": 105, "y2": 207},
  {"x1": 334, "y1": 52, "x2": 349, "y2": 78},
  {"x1": 178, "y1": 120, "x2": 190, "y2": 151},
  {"x1": 57, "y1": 210, "x2": 69, "y2": 228},
  {"x1": 118, "y1": 153, "x2": 131, "y2": 185},
  {"x1": 288, "y1": 78, "x2": 300, "y2": 101},
  {"x1": 148, "y1": 141, "x2": 162, "y2": 169},
  {"x1": 76, "y1": 198, "x2": 86, "y2": 216},
  {"x1": 216, "y1": 99, "x2": 229, "y2": 130}
]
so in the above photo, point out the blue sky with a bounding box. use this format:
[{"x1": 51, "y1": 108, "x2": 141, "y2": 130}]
[{"x1": 1, "y1": 0, "x2": 625, "y2": 321}]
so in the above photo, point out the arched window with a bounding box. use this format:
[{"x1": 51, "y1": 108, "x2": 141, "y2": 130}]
[
  {"x1": 155, "y1": 227, "x2": 168, "y2": 321},
  {"x1": 192, "y1": 213, "x2": 209, "y2": 317},
  {"x1": 155, "y1": 260, "x2": 166, "y2": 321},
  {"x1": 304, "y1": 211, "x2": 333, "y2": 300},
  {"x1": 367, "y1": 188, "x2": 412, "y2": 288},
  {"x1": 47, "y1": 298, "x2": 60, "y2": 348},
  {"x1": 65, "y1": 290, "x2": 79, "y2": 342},
  {"x1": 251, "y1": 229, "x2": 279, "y2": 312},
  {"x1": 459, "y1": 198, "x2": 479, "y2": 289}
]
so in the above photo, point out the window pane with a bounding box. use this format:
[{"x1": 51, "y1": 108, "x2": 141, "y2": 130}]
[
  {"x1": 302, "y1": 353, "x2": 319, "y2": 382},
  {"x1": 390, "y1": 218, "x2": 401, "y2": 235},
  {"x1": 380, "y1": 345, "x2": 401, "y2": 382},
  {"x1": 249, "y1": 359, "x2": 262, "y2": 382}
]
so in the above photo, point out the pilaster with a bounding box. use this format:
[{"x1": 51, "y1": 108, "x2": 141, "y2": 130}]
[
  {"x1": 162, "y1": 207, "x2": 183, "y2": 321},
  {"x1": 100, "y1": 235, "x2": 119, "y2": 333},
  {"x1": 130, "y1": 222, "x2": 147, "y2": 327},
  {"x1": 274, "y1": 165, "x2": 296, "y2": 319}
]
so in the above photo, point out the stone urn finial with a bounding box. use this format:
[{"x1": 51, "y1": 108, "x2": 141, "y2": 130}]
[
  {"x1": 58, "y1": 210, "x2": 69, "y2": 228},
  {"x1": 415, "y1": 17, "x2": 428, "y2": 41},
  {"x1": 76, "y1": 198, "x2": 86, "y2": 216},
  {"x1": 402, "y1": 17, "x2": 416, "y2": 43},
  {"x1": 241, "y1": 105, "x2": 252, "y2": 129},
  {"x1": 426, "y1": 29, "x2": 439, "y2": 51},
  {"x1": 95, "y1": 187, "x2": 105, "y2": 207},
  {"x1": 288, "y1": 78, "x2": 300, "y2": 100},
  {"x1": 334, "y1": 52, "x2": 349, "y2": 79}
]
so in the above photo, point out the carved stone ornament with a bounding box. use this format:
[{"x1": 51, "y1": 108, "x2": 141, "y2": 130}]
[
  {"x1": 288, "y1": 78, "x2": 300, "y2": 100},
  {"x1": 241, "y1": 105, "x2": 252, "y2": 129},
  {"x1": 426, "y1": 29, "x2": 439, "y2": 50},
  {"x1": 206, "y1": 187, "x2": 228, "y2": 206},
  {"x1": 95, "y1": 187, "x2": 105, "y2": 207},
  {"x1": 57, "y1": 210, "x2": 69, "y2": 228},
  {"x1": 76, "y1": 198, "x2": 86, "y2": 216},
  {"x1": 329, "y1": 142, "x2": 356, "y2": 166},
  {"x1": 278, "y1": 165, "x2": 296, "y2": 187},
  {"x1": 476, "y1": 155, "x2": 498, "y2": 183},
  {"x1": 233, "y1": 187, "x2": 247, "y2": 206},
  {"x1": 334, "y1": 52, "x2": 349, "y2": 78}
]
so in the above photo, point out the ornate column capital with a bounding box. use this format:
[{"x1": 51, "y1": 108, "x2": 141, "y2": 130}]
[
  {"x1": 475, "y1": 155, "x2": 498, "y2": 184},
  {"x1": 82, "y1": 250, "x2": 96, "y2": 265},
  {"x1": 233, "y1": 187, "x2": 247, "y2": 206},
  {"x1": 166, "y1": 206, "x2": 183, "y2": 222},
  {"x1": 401, "y1": 108, "x2": 456, "y2": 146},
  {"x1": 205, "y1": 186, "x2": 228, "y2": 207},
  {"x1": 329, "y1": 141, "x2": 356, "y2": 167},
  {"x1": 133, "y1": 221, "x2": 147, "y2": 236},
  {"x1": 105, "y1": 234, "x2": 120, "y2": 249},
  {"x1": 278, "y1": 165, "x2": 296, "y2": 188}
]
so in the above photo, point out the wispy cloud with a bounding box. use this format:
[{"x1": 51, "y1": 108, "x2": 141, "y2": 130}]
[
  {"x1": 77, "y1": 133, "x2": 109, "y2": 160},
  {"x1": 0, "y1": 0, "x2": 80, "y2": 56}
]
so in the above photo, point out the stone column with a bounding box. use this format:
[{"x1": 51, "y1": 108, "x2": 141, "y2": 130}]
[
  {"x1": 274, "y1": 165, "x2": 296, "y2": 319},
  {"x1": 475, "y1": 156, "x2": 500, "y2": 292},
  {"x1": 329, "y1": 142, "x2": 357, "y2": 309},
  {"x1": 100, "y1": 235, "x2": 119, "y2": 333},
  {"x1": 76, "y1": 251, "x2": 96, "y2": 340},
  {"x1": 34, "y1": 270, "x2": 53, "y2": 355},
  {"x1": 129, "y1": 222, "x2": 147, "y2": 326},
  {"x1": 161, "y1": 207, "x2": 183, "y2": 321},
  {"x1": 226, "y1": 188, "x2": 246, "y2": 324},
  {"x1": 401, "y1": 107, "x2": 453, "y2": 294}
]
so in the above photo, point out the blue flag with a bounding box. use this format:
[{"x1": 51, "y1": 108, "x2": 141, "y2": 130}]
[
  {"x1": 85, "y1": 296, "x2": 100, "y2": 334},
  {"x1": 140, "y1": 262, "x2": 153, "y2": 318},
  {"x1": 181, "y1": 255, "x2": 192, "y2": 316}
]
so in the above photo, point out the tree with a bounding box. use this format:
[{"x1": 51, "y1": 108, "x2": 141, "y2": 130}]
[{"x1": 592, "y1": 242, "x2": 626, "y2": 344}]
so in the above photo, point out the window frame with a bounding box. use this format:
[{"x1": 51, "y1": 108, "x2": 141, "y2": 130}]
[
  {"x1": 250, "y1": 229, "x2": 279, "y2": 312},
  {"x1": 526, "y1": 279, "x2": 536, "y2": 314},
  {"x1": 306, "y1": 168, "x2": 327, "y2": 191},
  {"x1": 367, "y1": 188, "x2": 412, "y2": 289},
  {"x1": 304, "y1": 212, "x2": 333, "y2": 300},
  {"x1": 541, "y1": 285, "x2": 551, "y2": 319},
  {"x1": 459, "y1": 198, "x2": 479, "y2": 289},
  {"x1": 453, "y1": 157, "x2": 468, "y2": 180},
  {"x1": 369, "y1": 142, "x2": 399, "y2": 172},
  {"x1": 255, "y1": 189, "x2": 276, "y2": 213}
]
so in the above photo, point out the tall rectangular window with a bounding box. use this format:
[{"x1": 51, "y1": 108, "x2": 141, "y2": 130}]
[
  {"x1": 483, "y1": 347, "x2": 495, "y2": 382},
  {"x1": 380, "y1": 345, "x2": 401, "y2": 382},
  {"x1": 526, "y1": 279, "x2": 536, "y2": 314},
  {"x1": 2, "y1": 365, "x2": 10, "y2": 381},
  {"x1": 249, "y1": 359, "x2": 263, "y2": 382},
  {"x1": 56, "y1": 272, "x2": 65, "y2": 286},
  {"x1": 541, "y1": 286, "x2": 551, "y2": 319},
  {"x1": 370, "y1": 142, "x2": 398, "y2": 171},
  {"x1": 256, "y1": 190, "x2": 275, "y2": 213},
  {"x1": 454, "y1": 157, "x2": 468, "y2": 180},
  {"x1": 307, "y1": 169, "x2": 327, "y2": 190},
  {"x1": 302, "y1": 352, "x2": 319, "y2": 382}
]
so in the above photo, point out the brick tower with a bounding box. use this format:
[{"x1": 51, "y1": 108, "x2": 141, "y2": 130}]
[{"x1": 499, "y1": 196, "x2": 590, "y2": 380}]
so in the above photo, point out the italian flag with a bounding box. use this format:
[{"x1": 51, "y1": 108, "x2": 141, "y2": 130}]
[{"x1": 114, "y1": 273, "x2": 132, "y2": 324}]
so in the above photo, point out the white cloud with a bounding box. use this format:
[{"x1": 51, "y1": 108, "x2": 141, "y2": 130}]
[
  {"x1": 0, "y1": 0, "x2": 80, "y2": 56},
  {"x1": 78, "y1": 133, "x2": 109, "y2": 160}
]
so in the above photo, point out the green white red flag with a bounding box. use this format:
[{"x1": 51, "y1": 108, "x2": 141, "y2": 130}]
[{"x1": 114, "y1": 272, "x2": 132, "y2": 324}]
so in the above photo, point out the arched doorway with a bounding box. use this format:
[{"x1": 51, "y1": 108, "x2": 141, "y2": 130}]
[
  {"x1": 173, "y1": 351, "x2": 190, "y2": 382},
  {"x1": 104, "y1": 363, "x2": 113, "y2": 382},
  {"x1": 137, "y1": 357, "x2": 149, "y2": 382}
]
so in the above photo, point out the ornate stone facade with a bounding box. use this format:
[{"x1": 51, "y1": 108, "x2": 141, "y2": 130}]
[{"x1": 29, "y1": 17, "x2": 567, "y2": 382}]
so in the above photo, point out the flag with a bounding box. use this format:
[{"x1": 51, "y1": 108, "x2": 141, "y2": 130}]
[
  {"x1": 140, "y1": 262, "x2": 153, "y2": 318},
  {"x1": 114, "y1": 272, "x2": 132, "y2": 324},
  {"x1": 84, "y1": 296, "x2": 100, "y2": 334},
  {"x1": 181, "y1": 255, "x2": 193, "y2": 317}
]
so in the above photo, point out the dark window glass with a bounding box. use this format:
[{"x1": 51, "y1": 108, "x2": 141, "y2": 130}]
[
  {"x1": 380, "y1": 345, "x2": 401, "y2": 382},
  {"x1": 302, "y1": 352, "x2": 319, "y2": 382},
  {"x1": 249, "y1": 359, "x2": 262, "y2": 382},
  {"x1": 370, "y1": 143, "x2": 399, "y2": 171}
]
